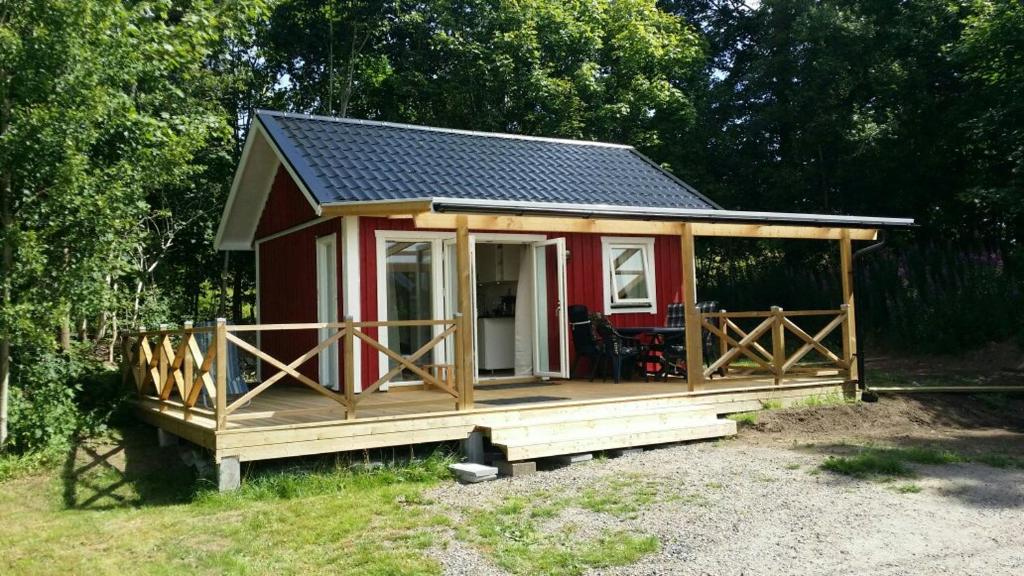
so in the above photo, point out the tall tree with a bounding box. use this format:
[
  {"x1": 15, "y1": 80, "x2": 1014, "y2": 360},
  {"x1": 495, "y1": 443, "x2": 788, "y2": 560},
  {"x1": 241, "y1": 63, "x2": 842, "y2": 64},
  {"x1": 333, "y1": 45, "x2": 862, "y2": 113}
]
[{"x1": 0, "y1": 0, "x2": 262, "y2": 448}]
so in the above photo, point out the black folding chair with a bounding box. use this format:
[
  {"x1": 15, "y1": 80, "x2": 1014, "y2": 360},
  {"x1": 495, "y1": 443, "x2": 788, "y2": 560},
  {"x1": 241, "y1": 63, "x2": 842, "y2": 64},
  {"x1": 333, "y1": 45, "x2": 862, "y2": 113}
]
[
  {"x1": 590, "y1": 313, "x2": 641, "y2": 383},
  {"x1": 568, "y1": 305, "x2": 602, "y2": 380}
]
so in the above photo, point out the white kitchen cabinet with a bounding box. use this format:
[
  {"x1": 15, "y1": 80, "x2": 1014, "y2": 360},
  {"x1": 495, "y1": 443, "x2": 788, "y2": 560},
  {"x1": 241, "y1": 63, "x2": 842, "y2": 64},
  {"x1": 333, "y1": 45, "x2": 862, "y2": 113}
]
[
  {"x1": 476, "y1": 244, "x2": 521, "y2": 283},
  {"x1": 477, "y1": 317, "x2": 515, "y2": 370}
]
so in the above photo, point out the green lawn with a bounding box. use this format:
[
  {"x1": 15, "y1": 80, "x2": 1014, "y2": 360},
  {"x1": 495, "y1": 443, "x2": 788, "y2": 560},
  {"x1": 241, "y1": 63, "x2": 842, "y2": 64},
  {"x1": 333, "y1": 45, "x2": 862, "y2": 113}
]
[
  {"x1": 0, "y1": 426, "x2": 664, "y2": 576},
  {"x1": 0, "y1": 426, "x2": 453, "y2": 576}
]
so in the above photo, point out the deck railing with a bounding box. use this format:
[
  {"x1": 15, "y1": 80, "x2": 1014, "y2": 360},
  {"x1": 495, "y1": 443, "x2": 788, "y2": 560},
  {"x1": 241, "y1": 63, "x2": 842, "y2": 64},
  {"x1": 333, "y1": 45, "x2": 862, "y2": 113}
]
[
  {"x1": 122, "y1": 307, "x2": 853, "y2": 430},
  {"x1": 700, "y1": 306, "x2": 851, "y2": 384},
  {"x1": 123, "y1": 318, "x2": 463, "y2": 430}
]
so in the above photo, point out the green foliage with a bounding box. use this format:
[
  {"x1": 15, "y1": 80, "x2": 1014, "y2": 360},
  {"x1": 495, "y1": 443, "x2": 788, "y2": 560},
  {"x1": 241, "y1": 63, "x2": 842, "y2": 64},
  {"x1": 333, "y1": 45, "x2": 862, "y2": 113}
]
[{"x1": 6, "y1": 344, "x2": 128, "y2": 453}]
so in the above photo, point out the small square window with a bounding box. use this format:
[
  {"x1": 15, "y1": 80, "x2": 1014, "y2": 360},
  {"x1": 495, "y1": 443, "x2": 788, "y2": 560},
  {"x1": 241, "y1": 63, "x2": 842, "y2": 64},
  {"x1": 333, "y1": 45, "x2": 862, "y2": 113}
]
[{"x1": 601, "y1": 237, "x2": 657, "y2": 314}]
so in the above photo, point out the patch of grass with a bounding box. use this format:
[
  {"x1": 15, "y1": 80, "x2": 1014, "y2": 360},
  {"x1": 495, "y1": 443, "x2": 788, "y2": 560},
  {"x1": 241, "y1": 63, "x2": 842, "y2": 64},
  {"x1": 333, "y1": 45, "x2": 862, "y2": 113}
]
[
  {"x1": 784, "y1": 463, "x2": 801, "y2": 470},
  {"x1": 800, "y1": 391, "x2": 849, "y2": 407},
  {"x1": 577, "y1": 475, "x2": 659, "y2": 518},
  {"x1": 726, "y1": 411, "x2": 759, "y2": 426},
  {"x1": 895, "y1": 483, "x2": 922, "y2": 494},
  {"x1": 460, "y1": 475, "x2": 664, "y2": 575},
  {"x1": 760, "y1": 398, "x2": 783, "y2": 410},
  {"x1": 821, "y1": 451, "x2": 914, "y2": 478},
  {"x1": 1, "y1": 431, "x2": 456, "y2": 576},
  {"x1": 819, "y1": 444, "x2": 1023, "y2": 480},
  {"x1": 970, "y1": 452, "x2": 1024, "y2": 469},
  {"x1": 465, "y1": 504, "x2": 658, "y2": 576},
  {"x1": 0, "y1": 449, "x2": 62, "y2": 482}
]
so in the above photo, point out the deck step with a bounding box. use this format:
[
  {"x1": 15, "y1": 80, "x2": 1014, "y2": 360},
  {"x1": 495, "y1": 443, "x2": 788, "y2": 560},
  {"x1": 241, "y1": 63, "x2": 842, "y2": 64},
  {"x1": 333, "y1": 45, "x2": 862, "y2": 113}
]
[
  {"x1": 488, "y1": 412, "x2": 737, "y2": 461},
  {"x1": 474, "y1": 395, "x2": 717, "y2": 427},
  {"x1": 485, "y1": 407, "x2": 719, "y2": 444}
]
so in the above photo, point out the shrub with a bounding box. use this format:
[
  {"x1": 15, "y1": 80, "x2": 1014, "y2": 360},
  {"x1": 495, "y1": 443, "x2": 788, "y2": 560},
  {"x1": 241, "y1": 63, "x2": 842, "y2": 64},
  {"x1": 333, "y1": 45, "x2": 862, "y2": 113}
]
[{"x1": 6, "y1": 343, "x2": 129, "y2": 454}]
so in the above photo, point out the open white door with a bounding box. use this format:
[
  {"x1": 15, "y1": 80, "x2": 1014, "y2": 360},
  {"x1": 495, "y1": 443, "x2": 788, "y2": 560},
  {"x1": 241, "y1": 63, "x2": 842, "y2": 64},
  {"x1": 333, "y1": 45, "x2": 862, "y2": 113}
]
[
  {"x1": 531, "y1": 238, "x2": 568, "y2": 378},
  {"x1": 316, "y1": 233, "x2": 340, "y2": 390},
  {"x1": 443, "y1": 236, "x2": 477, "y2": 381}
]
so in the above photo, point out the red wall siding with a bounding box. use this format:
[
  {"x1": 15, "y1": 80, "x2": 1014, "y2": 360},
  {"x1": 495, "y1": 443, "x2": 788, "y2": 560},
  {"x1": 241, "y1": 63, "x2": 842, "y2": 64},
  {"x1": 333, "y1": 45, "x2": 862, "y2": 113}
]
[
  {"x1": 255, "y1": 168, "x2": 318, "y2": 240},
  {"x1": 355, "y1": 218, "x2": 684, "y2": 386},
  {"x1": 258, "y1": 219, "x2": 343, "y2": 384}
]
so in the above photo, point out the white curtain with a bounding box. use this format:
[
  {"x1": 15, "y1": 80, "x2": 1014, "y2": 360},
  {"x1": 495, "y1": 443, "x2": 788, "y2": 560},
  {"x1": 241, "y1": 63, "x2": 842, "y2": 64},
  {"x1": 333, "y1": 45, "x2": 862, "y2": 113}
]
[{"x1": 514, "y1": 245, "x2": 534, "y2": 375}]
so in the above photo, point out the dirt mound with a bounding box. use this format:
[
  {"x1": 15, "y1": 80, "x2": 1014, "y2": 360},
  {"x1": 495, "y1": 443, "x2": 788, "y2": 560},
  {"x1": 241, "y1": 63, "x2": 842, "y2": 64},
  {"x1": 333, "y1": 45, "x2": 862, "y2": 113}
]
[{"x1": 740, "y1": 393, "x2": 1024, "y2": 453}]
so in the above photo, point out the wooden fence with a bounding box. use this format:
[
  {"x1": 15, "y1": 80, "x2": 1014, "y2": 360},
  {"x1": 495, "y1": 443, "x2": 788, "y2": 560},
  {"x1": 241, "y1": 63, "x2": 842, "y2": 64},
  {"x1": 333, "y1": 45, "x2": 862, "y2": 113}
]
[
  {"x1": 122, "y1": 318, "x2": 464, "y2": 430},
  {"x1": 700, "y1": 306, "x2": 851, "y2": 384}
]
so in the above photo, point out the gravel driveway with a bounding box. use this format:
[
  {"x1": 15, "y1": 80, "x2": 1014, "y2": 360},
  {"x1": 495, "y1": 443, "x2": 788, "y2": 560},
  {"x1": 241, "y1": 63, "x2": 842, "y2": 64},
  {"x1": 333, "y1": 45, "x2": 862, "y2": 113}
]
[{"x1": 424, "y1": 402, "x2": 1024, "y2": 575}]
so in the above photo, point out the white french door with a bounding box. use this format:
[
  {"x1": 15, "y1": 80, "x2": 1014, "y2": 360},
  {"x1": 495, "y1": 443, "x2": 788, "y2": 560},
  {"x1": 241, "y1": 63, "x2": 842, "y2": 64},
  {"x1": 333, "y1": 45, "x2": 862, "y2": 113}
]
[
  {"x1": 316, "y1": 233, "x2": 340, "y2": 390},
  {"x1": 443, "y1": 236, "x2": 477, "y2": 381},
  {"x1": 531, "y1": 238, "x2": 569, "y2": 378}
]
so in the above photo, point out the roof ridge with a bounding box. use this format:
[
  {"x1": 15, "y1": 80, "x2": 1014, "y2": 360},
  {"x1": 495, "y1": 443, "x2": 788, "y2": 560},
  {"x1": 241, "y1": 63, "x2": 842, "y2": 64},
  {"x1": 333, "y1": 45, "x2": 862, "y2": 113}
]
[{"x1": 256, "y1": 109, "x2": 633, "y2": 150}]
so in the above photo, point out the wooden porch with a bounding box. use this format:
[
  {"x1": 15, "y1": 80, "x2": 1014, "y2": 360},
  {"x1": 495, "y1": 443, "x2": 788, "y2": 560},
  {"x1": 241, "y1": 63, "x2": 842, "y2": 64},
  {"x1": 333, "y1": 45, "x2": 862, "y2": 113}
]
[
  {"x1": 123, "y1": 208, "x2": 873, "y2": 473},
  {"x1": 125, "y1": 305, "x2": 855, "y2": 464},
  {"x1": 135, "y1": 372, "x2": 849, "y2": 463}
]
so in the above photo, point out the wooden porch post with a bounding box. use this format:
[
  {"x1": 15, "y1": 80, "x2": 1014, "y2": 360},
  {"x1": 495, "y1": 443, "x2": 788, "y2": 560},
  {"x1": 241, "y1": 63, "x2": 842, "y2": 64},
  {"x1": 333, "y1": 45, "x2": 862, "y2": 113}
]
[
  {"x1": 680, "y1": 223, "x2": 704, "y2": 391},
  {"x1": 455, "y1": 216, "x2": 475, "y2": 410},
  {"x1": 839, "y1": 230, "x2": 859, "y2": 385},
  {"x1": 215, "y1": 318, "x2": 227, "y2": 430}
]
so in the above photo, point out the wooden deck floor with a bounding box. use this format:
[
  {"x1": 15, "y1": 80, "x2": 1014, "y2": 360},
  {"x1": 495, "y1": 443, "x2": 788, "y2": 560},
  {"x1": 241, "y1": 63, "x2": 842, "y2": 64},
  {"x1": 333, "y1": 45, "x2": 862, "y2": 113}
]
[{"x1": 135, "y1": 371, "x2": 850, "y2": 462}]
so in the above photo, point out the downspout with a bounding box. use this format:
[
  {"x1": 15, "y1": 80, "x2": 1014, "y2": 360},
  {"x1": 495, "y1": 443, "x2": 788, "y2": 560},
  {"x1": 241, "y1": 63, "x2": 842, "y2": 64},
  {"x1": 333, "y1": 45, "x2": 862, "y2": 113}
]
[{"x1": 852, "y1": 231, "x2": 887, "y2": 401}]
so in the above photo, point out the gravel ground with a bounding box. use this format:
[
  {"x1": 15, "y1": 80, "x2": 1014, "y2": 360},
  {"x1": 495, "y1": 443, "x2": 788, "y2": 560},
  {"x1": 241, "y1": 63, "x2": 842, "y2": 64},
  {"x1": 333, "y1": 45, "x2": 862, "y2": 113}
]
[{"x1": 425, "y1": 430, "x2": 1024, "y2": 575}]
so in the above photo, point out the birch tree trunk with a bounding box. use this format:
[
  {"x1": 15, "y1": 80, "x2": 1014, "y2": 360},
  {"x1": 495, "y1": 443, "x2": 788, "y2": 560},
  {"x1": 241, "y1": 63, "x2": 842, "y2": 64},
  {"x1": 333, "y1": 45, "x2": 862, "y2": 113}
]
[{"x1": 0, "y1": 87, "x2": 11, "y2": 447}]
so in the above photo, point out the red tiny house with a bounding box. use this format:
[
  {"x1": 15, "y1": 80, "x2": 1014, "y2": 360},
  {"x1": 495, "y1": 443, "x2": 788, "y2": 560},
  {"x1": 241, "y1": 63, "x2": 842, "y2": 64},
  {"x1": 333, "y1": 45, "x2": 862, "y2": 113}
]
[{"x1": 123, "y1": 109, "x2": 912, "y2": 481}]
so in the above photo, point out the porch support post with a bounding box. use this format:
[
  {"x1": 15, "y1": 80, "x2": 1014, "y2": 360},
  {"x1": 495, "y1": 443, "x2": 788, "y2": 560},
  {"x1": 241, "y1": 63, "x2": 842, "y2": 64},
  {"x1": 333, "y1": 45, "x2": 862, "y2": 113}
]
[
  {"x1": 455, "y1": 216, "x2": 475, "y2": 410},
  {"x1": 215, "y1": 318, "x2": 227, "y2": 430},
  {"x1": 839, "y1": 230, "x2": 858, "y2": 385},
  {"x1": 680, "y1": 223, "x2": 704, "y2": 391}
]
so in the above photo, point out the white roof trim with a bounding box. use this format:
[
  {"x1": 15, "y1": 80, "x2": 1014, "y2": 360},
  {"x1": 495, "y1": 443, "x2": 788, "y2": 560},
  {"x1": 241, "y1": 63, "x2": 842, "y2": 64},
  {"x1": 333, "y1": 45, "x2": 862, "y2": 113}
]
[
  {"x1": 215, "y1": 120, "x2": 322, "y2": 251},
  {"x1": 427, "y1": 197, "x2": 915, "y2": 228}
]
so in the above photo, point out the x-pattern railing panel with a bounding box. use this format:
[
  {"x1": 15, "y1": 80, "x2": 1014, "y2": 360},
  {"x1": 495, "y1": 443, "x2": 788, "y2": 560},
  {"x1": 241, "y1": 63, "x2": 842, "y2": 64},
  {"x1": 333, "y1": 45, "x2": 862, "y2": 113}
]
[
  {"x1": 127, "y1": 318, "x2": 463, "y2": 428},
  {"x1": 701, "y1": 307, "x2": 850, "y2": 382}
]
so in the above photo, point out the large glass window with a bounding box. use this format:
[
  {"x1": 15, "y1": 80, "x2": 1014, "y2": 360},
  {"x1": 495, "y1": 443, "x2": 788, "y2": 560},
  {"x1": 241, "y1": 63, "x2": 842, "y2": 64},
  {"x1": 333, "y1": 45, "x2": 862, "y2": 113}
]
[
  {"x1": 601, "y1": 237, "x2": 657, "y2": 313},
  {"x1": 385, "y1": 240, "x2": 434, "y2": 380}
]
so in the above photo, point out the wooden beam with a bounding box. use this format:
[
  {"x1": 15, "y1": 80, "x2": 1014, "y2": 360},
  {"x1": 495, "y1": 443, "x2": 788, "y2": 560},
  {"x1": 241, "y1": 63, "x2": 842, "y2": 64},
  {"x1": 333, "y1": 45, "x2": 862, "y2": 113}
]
[
  {"x1": 413, "y1": 212, "x2": 878, "y2": 240},
  {"x1": 455, "y1": 216, "x2": 474, "y2": 409},
  {"x1": 692, "y1": 223, "x2": 877, "y2": 241},
  {"x1": 771, "y1": 306, "x2": 785, "y2": 385},
  {"x1": 215, "y1": 318, "x2": 227, "y2": 431},
  {"x1": 680, "y1": 223, "x2": 703, "y2": 391},
  {"x1": 839, "y1": 231, "x2": 858, "y2": 384},
  {"x1": 321, "y1": 200, "x2": 432, "y2": 218}
]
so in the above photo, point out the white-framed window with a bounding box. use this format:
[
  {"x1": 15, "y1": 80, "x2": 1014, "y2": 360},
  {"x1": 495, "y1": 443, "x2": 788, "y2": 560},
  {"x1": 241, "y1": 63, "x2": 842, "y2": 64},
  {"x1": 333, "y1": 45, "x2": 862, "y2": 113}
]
[{"x1": 601, "y1": 236, "x2": 657, "y2": 314}]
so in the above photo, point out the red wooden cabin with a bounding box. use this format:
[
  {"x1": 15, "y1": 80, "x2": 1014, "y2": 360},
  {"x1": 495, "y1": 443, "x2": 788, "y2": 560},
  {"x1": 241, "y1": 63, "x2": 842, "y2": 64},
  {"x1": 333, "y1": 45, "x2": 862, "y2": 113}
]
[{"x1": 127, "y1": 111, "x2": 913, "y2": 489}]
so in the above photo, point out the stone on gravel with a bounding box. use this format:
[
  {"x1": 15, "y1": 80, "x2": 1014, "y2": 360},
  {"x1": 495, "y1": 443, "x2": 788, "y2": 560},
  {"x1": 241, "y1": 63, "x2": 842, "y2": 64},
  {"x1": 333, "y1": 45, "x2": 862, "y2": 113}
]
[
  {"x1": 550, "y1": 452, "x2": 593, "y2": 466},
  {"x1": 449, "y1": 463, "x2": 499, "y2": 483}
]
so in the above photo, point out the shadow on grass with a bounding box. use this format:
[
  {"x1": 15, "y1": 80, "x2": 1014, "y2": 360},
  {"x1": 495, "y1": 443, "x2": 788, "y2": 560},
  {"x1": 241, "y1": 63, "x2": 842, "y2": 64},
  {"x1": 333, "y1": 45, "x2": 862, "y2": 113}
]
[
  {"x1": 803, "y1": 436, "x2": 1024, "y2": 509},
  {"x1": 60, "y1": 422, "x2": 458, "y2": 511},
  {"x1": 61, "y1": 423, "x2": 200, "y2": 510}
]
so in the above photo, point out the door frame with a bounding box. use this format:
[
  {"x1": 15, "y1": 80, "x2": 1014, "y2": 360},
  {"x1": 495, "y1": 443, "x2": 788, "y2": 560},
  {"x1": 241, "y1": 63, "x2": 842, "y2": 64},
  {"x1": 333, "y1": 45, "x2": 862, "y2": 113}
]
[
  {"x1": 375, "y1": 230, "x2": 450, "y2": 389},
  {"x1": 375, "y1": 230, "x2": 564, "y2": 386},
  {"x1": 453, "y1": 233, "x2": 545, "y2": 383},
  {"x1": 529, "y1": 237, "x2": 569, "y2": 379},
  {"x1": 315, "y1": 233, "x2": 340, "y2": 390}
]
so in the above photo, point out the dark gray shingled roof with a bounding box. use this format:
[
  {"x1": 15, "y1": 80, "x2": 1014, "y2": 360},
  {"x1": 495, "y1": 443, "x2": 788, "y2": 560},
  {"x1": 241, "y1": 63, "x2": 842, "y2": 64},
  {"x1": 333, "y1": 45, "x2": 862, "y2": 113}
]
[{"x1": 257, "y1": 110, "x2": 720, "y2": 210}]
